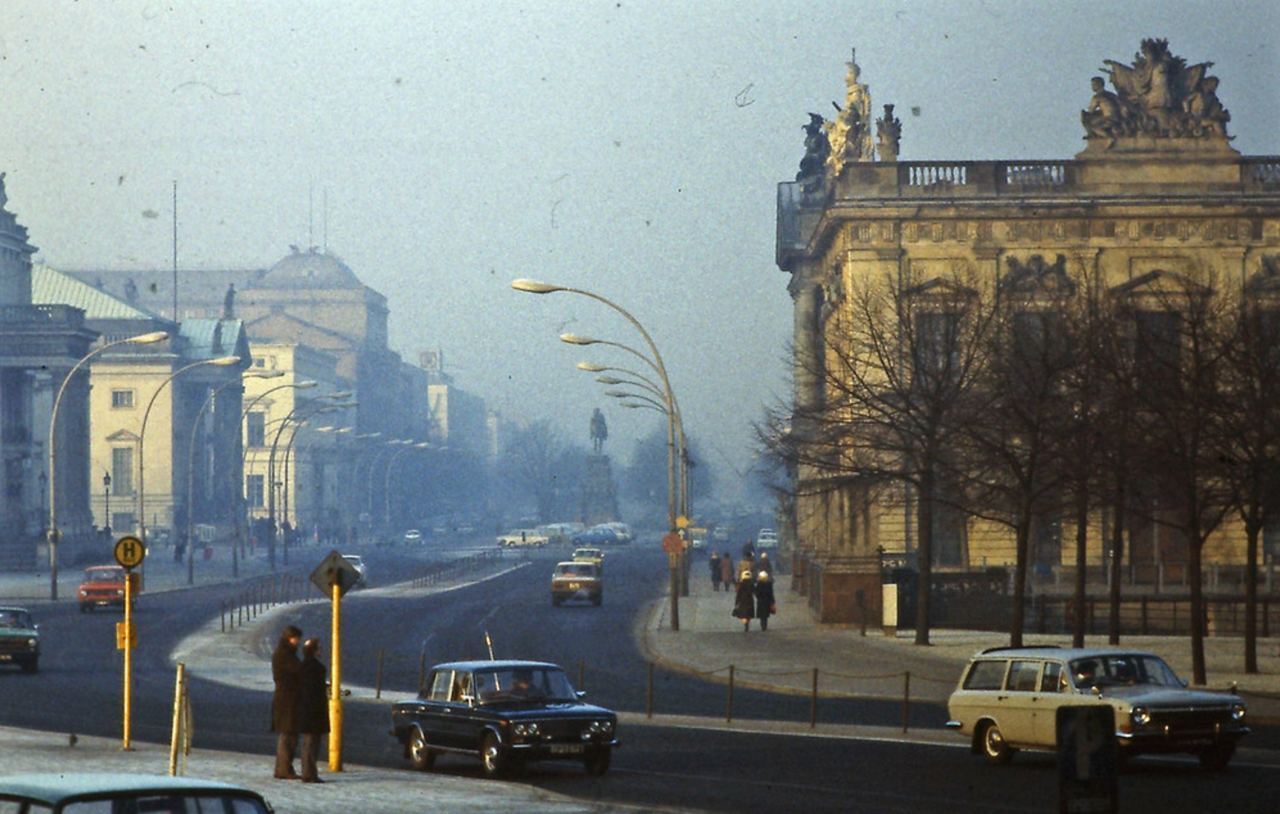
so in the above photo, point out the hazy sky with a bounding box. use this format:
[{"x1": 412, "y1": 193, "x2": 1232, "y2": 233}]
[{"x1": 3, "y1": 1, "x2": 1278, "y2": 504}]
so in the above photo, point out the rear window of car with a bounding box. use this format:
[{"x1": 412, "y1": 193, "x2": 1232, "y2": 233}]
[
  {"x1": 1040, "y1": 662, "x2": 1064, "y2": 692},
  {"x1": 963, "y1": 660, "x2": 1007, "y2": 690}
]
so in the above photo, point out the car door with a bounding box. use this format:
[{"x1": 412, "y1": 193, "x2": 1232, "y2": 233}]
[
  {"x1": 419, "y1": 669, "x2": 467, "y2": 749},
  {"x1": 1033, "y1": 660, "x2": 1071, "y2": 745},
  {"x1": 997, "y1": 660, "x2": 1043, "y2": 746}
]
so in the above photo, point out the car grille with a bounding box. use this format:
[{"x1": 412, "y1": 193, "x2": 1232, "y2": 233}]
[
  {"x1": 534, "y1": 719, "x2": 592, "y2": 741},
  {"x1": 0, "y1": 638, "x2": 33, "y2": 654},
  {"x1": 1147, "y1": 708, "x2": 1233, "y2": 734}
]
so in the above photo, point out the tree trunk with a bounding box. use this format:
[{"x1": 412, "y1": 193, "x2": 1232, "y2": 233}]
[
  {"x1": 1107, "y1": 477, "x2": 1126, "y2": 645},
  {"x1": 1188, "y1": 531, "x2": 1207, "y2": 686},
  {"x1": 914, "y1": 473, "x2": 933, "y2": 646},
  {"x1": 1073, "y1": 484, "x2": 1089, "y2": 648},
  {"x1": 1010, "y1": 513, "x2": 1031, "y2": 648},
  {"x1": 1245, "y1": 520, "x2": 1260, "y2": 674}
]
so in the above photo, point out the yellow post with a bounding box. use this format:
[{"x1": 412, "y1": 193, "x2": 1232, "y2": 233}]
[
  {"x1": 328, "y1": 582, "x2": 343, "y2": 771},
  {"x1": 168, "y1": 662, "x2": 186, "y2": 775},
  {"x1": 122, "y1": 569, "x2": 133, "y2": 751}
]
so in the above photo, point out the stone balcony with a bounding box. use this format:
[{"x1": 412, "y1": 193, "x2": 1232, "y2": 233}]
[{"x1": 0, "y1": 304, "x2": 96, "y2": 367}]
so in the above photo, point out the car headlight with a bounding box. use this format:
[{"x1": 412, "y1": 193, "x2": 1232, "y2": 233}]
[
  {"x1": 587, "y1": 720, "x2": 613, "y2": 735},
  {"x1": 116, "y1": 589, "x2": 125, "y2": 596},
  {"x1": 513, "y1": 723, "x2": 540, "y2": 737},
  {"x1": 1231, "y1": 703, "x2": 1247, "y2": 722},
  {"x1": 1131, "y1": 706, "x2": 1150, "y2": 727},
  {"x1": 26, "y1": 638, "x2": 37, "y2": 649}
]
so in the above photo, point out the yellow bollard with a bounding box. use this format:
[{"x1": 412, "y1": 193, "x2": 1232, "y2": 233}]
[
  {"x1": 122, "y1": 570, "x2": 134, "y2": 751},
  {"x1": 168, "y1": 663, "x2": 186, "y2": 775},
  {"x1": 328, "y1": 582, "x2": 343, "y2": 771}
]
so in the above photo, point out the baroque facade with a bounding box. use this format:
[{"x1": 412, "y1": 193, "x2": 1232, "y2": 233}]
[{"x1": 776, "y1": 42, "x2": 1280, "y2": 623}]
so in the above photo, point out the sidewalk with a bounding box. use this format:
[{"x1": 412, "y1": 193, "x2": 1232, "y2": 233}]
[
  {"x1": 0, "y1": 725, "x2": 657, "y2": 814},
  {"x1": 642, "y1": 564, "x2": 1280, "y2": 721}
]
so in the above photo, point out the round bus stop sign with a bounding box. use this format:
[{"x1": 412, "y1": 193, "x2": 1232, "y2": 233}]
[{"x1": 113, "y1": 536, "x2": 147, "y2": 569}]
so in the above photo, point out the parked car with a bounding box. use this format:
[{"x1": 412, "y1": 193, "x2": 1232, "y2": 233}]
[
  {"x1": 0, "y1": 606, "x2": 40, "y2": 673},
  {"x1": 550, "y1": 561, "x2": 603, "y2": 606},
  {"x1": 404, "y1": 528, "x2": 423, "y2": 545},
  {"x1": 391, "y1": 660, "x2": 618, "y2": 777},
  {"x1": 600, "y1": 522, "x2": 633, "y2": 544},
  {"x1": 341, "y1": 554, "x2": 368, "y2": 588},
  {"x1": 77, "y1": 565, "x2": 135, "y2": 613},
  {"x1": 571, "y1": 547, "x2": 604, "y2": 569},
  {"x1": 498, "y1": 529, "x2": 549, "y2": 548},
  {"x1": 946, "y1": 646, "x2": 1248, "y2": 769},
  {"x1": 0, "y1": 774, "x2": 271, "y2": 813}
]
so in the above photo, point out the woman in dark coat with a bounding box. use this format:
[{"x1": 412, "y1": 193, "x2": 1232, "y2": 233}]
[
  {"x1": 709, "y1": 551, "x2": 722, "y2": 591},
  {"x1": 754, "y1": 571, "x2": 777, "y2": 632},
  {"x1": 271, "y1": 625, "x2": 302, "y2": 779},
  {"x1": 297, "y1": 638, "x2": 330, "y2": 783},
  {"x1": 732, "y1": 569, "x2": 755, "y2": 632}
]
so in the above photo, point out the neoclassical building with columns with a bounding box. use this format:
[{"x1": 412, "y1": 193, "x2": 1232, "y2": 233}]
[{"x1": 776, "y1": 42, "x2": 1280, "y2": 623}]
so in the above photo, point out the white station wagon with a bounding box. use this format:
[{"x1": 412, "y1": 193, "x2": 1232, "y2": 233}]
[{"x1": 946, "y1": 646, "x2": 1248, "y2": 770}]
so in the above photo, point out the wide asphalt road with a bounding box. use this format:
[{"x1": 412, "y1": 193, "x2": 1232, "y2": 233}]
[{"x1": 1, "y1": 539, "x2": 1277, "y2": 813}]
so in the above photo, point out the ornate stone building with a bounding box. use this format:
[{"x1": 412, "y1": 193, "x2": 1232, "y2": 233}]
[
  {"x1": 776, "y1": 42, "x2": 1280, "y2": 623},
  {"x1": 0, "y1": 181, "x2": 97, "y2": 570}
]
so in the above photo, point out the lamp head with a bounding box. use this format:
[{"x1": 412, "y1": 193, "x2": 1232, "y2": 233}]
[
  {"x1": 248, "y1": 370, "x2": 285, "y2": 379},
  {"x1": 596, "y1": 376, "x2": 623, "y2": 385},
  {"x1": 209, "y1": 355, "x2": 241, "y2": 367},
  {"x1": 295, "y1": 380, "x2": 319, "y2": 389},
  {"x1": 511, "y1": 278, "x2": 563, "y2": 294},
  {"x1": 560, "y1": 333, "x2": 597, "y2": 346},
  {"x1": 326, "y1": 390, "x2": 354, "y2": 400},
  {"x1": 129, "y1": 331, "x2": 169, "y2": 345},
  {"x1": 576, "y1": 362, "x2": 607, "y2": 372}
]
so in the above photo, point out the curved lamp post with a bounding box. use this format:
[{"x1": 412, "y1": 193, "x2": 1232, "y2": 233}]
[
  {"x1": 384, "y1": 441, "x2": 431, "y2": 529},
  {"x1": 513, "y1": 278, "x2": 684, "y2": 630},
  {"x1": 267, "y1": 394, "x2": 353, "y2": 566},
  {"x1": 137, "y1": 355, "x2": 241, "y2": 564},
  {"x1": 46, "y1": 330, "x2": 168, "y2": 600},
  {"x1": 184, "y1": 369, "x2": 283, "y2": 585},
  {"x1": 367, "y1": 440, "x2": 408, "y2": 530},
  {"x1": 232, "y1": 379, "x2": 318, "y2": 575}
]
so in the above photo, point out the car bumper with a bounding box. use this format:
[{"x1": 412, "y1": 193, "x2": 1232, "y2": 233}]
[
  {"x1": 509, "y1": 738, "x2": 619, "y2": 758},
  {"x1": 1118, "y1": 724, "x2": 1249, "y2": 751}
]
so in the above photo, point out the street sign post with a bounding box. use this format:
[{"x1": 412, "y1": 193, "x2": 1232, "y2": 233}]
[
  {"x1": 310, "y1": 551, "x2": 359, "y2": 772},
  {"x1": 662, "y1": 532, "x2": 681, "y2": 631},
  {"x1": 1057, "y1": 705, "x2": 1117, "y2": 814},
  {"x1": 114, "y1": 535, "x2": 145, "y2": 751}
]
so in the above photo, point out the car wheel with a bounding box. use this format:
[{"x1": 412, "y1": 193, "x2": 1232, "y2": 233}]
[
  {"x1": 20, "y1": 658, "x2": 37, "y2": 674},
  {"x1": 979, "y1": 721, "x2": 1013, "y2": 764},
  {"x1": 1198, "y1": 743, "x2": 1235, "y2": 771},
  {"x1": 583, "y1": 746, "x2": 611, "y2": 776},
  {"x1": 480, "y1": 732, "x2": 507, "y2": 778},
  {"x1": 408, "y1": 726, "x2": 435, "y2": 771}
]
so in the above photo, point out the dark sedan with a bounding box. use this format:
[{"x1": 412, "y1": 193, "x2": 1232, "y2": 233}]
[{"x1": 391, "y1": 660, "x2": 619, "y2": 777}]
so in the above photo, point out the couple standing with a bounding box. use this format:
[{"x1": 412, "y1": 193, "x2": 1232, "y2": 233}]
[
  {"x1": 271, "y1": 625, "x2": 330, "y2": 783},
  {"x1": 732, "y1": 568, "x2": 776, "y2": 632}
]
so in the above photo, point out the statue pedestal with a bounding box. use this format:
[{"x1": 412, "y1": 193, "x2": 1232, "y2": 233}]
[{"x1": 581, "y1": 455, "x2": 619, "y2": 526}]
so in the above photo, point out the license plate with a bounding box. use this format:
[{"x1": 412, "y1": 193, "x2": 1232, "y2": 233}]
[
  {"x1": 550, "y1": 743, "x2": 584, "y2": 755},
  {"x1": 0, "y1": 655, "x2": 11, "y2": 661},
  {"x1": 568, "y1": 582, "x2": 580, "y2": 590}
]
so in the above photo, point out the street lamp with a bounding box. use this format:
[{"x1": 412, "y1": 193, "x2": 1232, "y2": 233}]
[
  {"x1": 137, "y1": 355, "x2": 241, "y2": 560},
  {"x1": 514, "y1": 278, "x2": 684, "y2": 630},
  {"x1": 385, "y1": 441, "x2": 431, "y2": 529},
  {"x1": 267, "y1": 393, "x2": 354, "y2": 566},
  {"x1": 233, "y1": 379, "x2": 318, "y2": 575},
  {"x1": 103, "y1": 472, "x2": 112, "y2": 535},
  {"x1": 184, "y1": 369, "x2": 283, "y2": 585},
  {"x1": 46, "y1": 329, "x2": 169, "y2": 600}
]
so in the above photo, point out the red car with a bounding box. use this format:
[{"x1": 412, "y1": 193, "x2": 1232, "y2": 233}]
[{"x1": 77, "y1": 565, "x2": 137, "y2": 613}]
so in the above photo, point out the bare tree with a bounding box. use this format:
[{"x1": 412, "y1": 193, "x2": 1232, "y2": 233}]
[
  {"x1": 782, "y1": 264, "x2": 998, "y2": 645},
  {"x1": 1219, "y1": 268, "x2": 1280, "y2": 673},
  {"x1": 502, "y1": 419, "x2": 581, "y2": 522},
  {"x1": 957, "y1": 256, "x2": 1076, "y2": 647}
]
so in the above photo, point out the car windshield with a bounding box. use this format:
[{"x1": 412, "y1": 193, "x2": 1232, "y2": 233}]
[
  {"x1": 473, "y1": 667, "x2": 578, "y2": 704},
  {"x1": 0, "y1": 610, "x2": 32, "y2": 629},
  {"x1": 554, "y1": 563, "x2": 597, "y2": 578},
  {"x1": 1069, "y1": 654, "x2": 1183, "y2": 689},
  {"x1": 84, "y1": 568, "x2": 124, "y2": 583}
]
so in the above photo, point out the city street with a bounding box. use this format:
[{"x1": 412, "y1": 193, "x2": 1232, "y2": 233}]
[{"x1": 0, "y1": 539, "x2": 1277, "y2": 812}]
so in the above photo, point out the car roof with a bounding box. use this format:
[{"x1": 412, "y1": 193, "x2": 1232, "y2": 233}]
[
  {"x1": 0, "y1": 774, "x2": 260, "y2": 804},
  {"x1": 974, "y1": 646, "x2": 1160, "y2": 661},
  {"x1": 0, "y1": 606, "x2": 32, "y2": 613},
  {"x1": 555, "y1": 560, "x2": 598, "y2": 568},
  {"x1": 432, "y1": 660, "x2": 562, "y2": 673}
]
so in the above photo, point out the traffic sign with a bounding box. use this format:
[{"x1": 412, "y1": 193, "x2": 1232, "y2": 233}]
[
  {"x1": 310, "y1": 550, "x2": 361, "y2": 598},
  {"x1": 675, "y1": 515, "x2": 690, "y2": 530},
  {"x1": 114, "y1": 536, "x2": 146, "y2": 569},
  {"x1": 115, "y1": 621, "x2": 136, "y2": 650}
]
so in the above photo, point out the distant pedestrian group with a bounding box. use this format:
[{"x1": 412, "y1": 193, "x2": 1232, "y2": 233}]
[
  {"x1": 271, "y1": 625, "x2": 330, "y2": 783},
  {"x1": 729, "y1": 542, "x2": 776, "y2": 632}
]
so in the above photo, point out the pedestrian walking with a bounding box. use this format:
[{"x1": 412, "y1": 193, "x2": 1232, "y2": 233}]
[
  {"x1": 736, "y1": 553, "x2": 755, "y2": 588},
  {"x1": 741, "y1": 539, "x2": 755, "y2": 560},
  {"x1": 758, "y1": 551, "x2": 774, "y2": 578},
  {"x1": 755, "y1": 570, "x2": 777, "y2": 632},
  {"x1": 732, "y1": 569, "x2": 756, "y2": 632},
  {"x1": 709, "y1": 551, "x2": 723, "y2": 591},
  {"x1": 297, "y1": 638, "x2": 330, "y2": 784},
  {"x1": 719, "y1": 551, "x2": 734, "y2": 587},
  {"x1": 271, "y1": 625, "x2": 303, "y2": 779}
]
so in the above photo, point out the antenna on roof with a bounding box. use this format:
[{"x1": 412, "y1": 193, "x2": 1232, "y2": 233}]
[{"x1": 172, "y1": 180, "x2": 178, "y2": 322}]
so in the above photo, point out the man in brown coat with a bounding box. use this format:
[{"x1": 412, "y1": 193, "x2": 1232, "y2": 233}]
[
  {"x1": 297, "y1": 638, "x2": 330, "y2": 783},
  {"x1": 271, "y1": 625, "x2": 303, "y2": 779}
]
